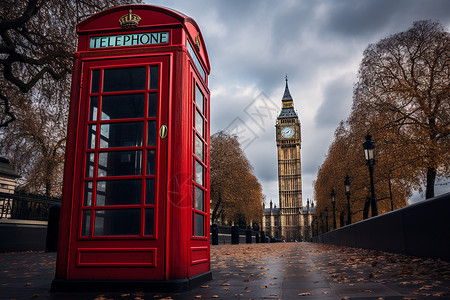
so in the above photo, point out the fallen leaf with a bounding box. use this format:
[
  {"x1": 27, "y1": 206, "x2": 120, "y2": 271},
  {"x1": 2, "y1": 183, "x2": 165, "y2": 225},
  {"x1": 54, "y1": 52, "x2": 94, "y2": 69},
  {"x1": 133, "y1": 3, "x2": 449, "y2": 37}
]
[
  {"x1": 211, "y1": 295, "x2": 220, "y2": 298},
  {"x1": 298, "y1": 292, "x2": 312, "y2": 296}
]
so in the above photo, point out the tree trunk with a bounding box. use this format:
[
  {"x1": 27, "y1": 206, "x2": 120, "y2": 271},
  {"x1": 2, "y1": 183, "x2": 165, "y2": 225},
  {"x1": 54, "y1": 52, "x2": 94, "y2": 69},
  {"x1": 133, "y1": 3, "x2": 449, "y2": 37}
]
[{"x1": 426, "y1": 166, "x2": 436, "y2": 199}]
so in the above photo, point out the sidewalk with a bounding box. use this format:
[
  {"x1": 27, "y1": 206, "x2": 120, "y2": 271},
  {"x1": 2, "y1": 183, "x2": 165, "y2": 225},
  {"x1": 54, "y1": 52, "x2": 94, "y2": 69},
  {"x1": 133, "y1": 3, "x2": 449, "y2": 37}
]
[{"x1": 1, "y1": 243, "x2": 449, "y2": 299}]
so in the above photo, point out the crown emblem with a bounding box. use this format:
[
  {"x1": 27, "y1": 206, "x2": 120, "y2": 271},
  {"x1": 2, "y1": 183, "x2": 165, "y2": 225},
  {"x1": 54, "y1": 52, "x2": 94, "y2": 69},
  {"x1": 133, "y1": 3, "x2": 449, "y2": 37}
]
[
  {"x1": 119, "y1": 9, "x2": 141, "y2": 28},
  {"x1": 195, "y1": 33, "x2": 201, "y2": 51}
]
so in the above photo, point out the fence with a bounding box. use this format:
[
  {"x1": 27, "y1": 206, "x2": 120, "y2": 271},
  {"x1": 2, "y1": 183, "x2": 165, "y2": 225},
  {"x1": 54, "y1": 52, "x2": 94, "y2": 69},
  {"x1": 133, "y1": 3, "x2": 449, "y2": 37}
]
[
  {"x1": 0, "y1": 191, "x2": 60, "y2": 252},
  {"x1": 210, "y1": 224, "x2": 279, "y2": 245},
  {"x1": 0, "y1": 191, "x2": 60, "y2": 221}
]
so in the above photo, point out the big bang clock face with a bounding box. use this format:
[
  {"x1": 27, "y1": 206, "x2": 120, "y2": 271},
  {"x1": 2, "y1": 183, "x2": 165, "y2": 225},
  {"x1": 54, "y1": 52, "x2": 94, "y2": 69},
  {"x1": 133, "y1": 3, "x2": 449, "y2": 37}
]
[{"x1": 281, "y1": 126, "x2": 295, "y2": 138}]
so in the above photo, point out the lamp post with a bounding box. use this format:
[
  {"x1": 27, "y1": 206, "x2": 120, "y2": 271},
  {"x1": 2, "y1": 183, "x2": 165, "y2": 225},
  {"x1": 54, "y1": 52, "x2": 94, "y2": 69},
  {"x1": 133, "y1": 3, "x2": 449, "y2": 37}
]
[
  {"x1": 363, "y1": 134, "x2": 378, "y2": 217},
  {"x1": 324, "y1": 207, "x2": 329, "y2": 232},
  {"x1": 331, "y1": 190, "x2": 336, "y2": 230},
  {"x1": 344, "y1": 175, "x2": 352, "y2": 225}
]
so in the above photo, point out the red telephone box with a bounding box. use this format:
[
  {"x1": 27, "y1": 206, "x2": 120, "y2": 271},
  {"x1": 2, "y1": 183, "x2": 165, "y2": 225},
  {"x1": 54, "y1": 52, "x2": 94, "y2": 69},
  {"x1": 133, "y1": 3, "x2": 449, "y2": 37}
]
[{"x1": 52, "y1": 5, "x2": 211, "y2": 291}]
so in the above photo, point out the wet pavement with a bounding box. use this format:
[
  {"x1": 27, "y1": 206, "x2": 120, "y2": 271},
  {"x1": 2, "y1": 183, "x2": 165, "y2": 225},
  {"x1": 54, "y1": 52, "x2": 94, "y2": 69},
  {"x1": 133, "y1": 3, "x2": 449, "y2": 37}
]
[{"x1": 1, "y1": 242, "x2": 449, "y2": 299}]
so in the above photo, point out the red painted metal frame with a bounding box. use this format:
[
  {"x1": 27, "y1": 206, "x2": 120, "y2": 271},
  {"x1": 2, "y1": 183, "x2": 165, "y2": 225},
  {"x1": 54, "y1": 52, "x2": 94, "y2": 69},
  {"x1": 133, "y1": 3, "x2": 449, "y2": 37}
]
[{"x1": 55, "y1": 5, "x2": 210, "y2": 284}]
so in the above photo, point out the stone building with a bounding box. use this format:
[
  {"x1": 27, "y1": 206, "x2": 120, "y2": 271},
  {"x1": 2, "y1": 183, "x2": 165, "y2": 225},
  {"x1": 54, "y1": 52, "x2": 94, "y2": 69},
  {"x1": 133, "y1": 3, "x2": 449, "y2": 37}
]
[{"x1": 262, "y1": 79, "x2": 314, "y2": 241}]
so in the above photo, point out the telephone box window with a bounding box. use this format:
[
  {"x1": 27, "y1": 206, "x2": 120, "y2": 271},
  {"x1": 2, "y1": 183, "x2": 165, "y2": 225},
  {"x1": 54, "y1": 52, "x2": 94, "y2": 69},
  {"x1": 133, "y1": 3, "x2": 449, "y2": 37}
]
[
  {"x1": 91, "y1": 70, "x2": 100, "y2": 93},
  {"x1": 145, "y1": 179, "x2": 155, "y2": 204},
  {"x1": 195, "y1": 110, "x2": 203, "y2": 135},
  {"x1": 145, "y1": 209, "x2": 154, "y2": 235},
  {"x1": 149, "y1": 66, "x2": 158, "y2": 90},
  {"x1": 84, "y1": 182, "x2": 93, "y2": 206},
  {"x1": 147, "y1": 121, "x2": 156, "y2": 146},
  {"x1": 97, "y1": 150, "x2": 142, "y2": 177},
  {"x1": 81, "y1": 210, "x2": 91, "y2": 236},
  {"x1": 194, "y1": 213, "x2": 204, "y2": 237},
  {"x1": 195, "y1": 85, "x2": 204, "y2": 113},
  {"x1": 146, "y1": 150, "x2": 155, "y2": 175},
  {"x1": 94, "y1": 209, "x2": 140, "y2": 236},
  {"x1": 194, "y1": 186, "x2": 203, "y2": 211},
  {"x1": 87, "y1": 125, "x2": 96, "y2": 149},
  {"x1": 103, "y1": 67, "x2": 146, "y2": 92},
  {"x1": 89, "y1": 97, "x2": 98, "y2": 121},
  {"x1": 81, "y1": 63, "x2": 160, "y2": 239},
  {"x1": 101, "y1": 94, "x2": 145, "y2": 120},
  {"x1": 85, "y1": 153, "x2": 95, "y2": 178},
  {"x1": 195, "y1": 160, "x2": 203, "y2": 186},
  {"x1": 148, "y1": 93, "x2": 157, "y2": 117},
  {"x1": 99, "y1": 122, "x2": 144, "y2": 148},
  {"x1": 195, "y1": 134, "x2": 203, "y2": 161},
  {"x1": 96, "y1": 180, "x2": 141, "y2": 206}
]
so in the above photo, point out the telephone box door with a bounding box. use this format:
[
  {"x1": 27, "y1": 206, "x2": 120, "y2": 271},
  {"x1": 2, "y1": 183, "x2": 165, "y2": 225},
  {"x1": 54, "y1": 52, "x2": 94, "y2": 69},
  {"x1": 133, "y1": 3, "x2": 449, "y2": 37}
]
[{"x1": 67, "y1": 55, "x2": 169, "y2": 280}]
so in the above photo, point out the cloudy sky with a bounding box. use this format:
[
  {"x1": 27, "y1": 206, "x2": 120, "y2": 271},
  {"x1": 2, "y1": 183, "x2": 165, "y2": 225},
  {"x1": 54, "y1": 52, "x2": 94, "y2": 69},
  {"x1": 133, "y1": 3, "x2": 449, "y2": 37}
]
[{"x1": 146, "y1": 0, "x2": 450, "y2": 205}]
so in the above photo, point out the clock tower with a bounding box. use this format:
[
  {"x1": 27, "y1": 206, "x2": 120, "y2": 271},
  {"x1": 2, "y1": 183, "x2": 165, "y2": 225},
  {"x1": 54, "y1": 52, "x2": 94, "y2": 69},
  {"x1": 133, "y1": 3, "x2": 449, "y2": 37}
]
[{"x1": 275, "y1": 77, "x2": 302, "y2": 241}]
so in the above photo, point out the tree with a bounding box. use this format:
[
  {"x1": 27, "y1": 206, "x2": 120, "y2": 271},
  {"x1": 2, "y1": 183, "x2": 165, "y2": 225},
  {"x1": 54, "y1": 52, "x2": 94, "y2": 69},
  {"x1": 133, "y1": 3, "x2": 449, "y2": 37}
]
[
  {"x1": 0, "y1": 0, "x2": 141, "y2": 195},
  {"x1": 315, "y1": 20, "x2": 449, "y2": 225},
  {"x1": 0, "y1": 0, "x2": 141, "y2": 127},
  {"x1": 210, "y1": 131, "x2": 264, "y2": 226},
  {"x1": 354, "y1": 20, "x2": 449, "y2": 199}
]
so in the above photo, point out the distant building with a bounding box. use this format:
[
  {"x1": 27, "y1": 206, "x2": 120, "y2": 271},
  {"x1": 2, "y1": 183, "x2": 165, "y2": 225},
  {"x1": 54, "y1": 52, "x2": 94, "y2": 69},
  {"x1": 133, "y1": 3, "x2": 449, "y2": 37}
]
[{"x1": 262, "y1": 79, "x2": 315, "y2": 241}]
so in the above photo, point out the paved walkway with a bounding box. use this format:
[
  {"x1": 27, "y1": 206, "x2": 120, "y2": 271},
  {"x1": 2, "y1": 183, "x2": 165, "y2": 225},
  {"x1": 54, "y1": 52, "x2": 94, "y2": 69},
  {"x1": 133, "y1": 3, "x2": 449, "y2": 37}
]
[{"x1": 1, "y1": 243, "x2": 449, "y2": 299}]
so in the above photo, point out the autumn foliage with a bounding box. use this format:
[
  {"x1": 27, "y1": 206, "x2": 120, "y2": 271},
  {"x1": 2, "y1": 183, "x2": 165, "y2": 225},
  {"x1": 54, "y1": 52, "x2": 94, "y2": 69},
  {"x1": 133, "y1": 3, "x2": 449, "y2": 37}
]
[
  {"x1": 315, "y1": 20, "x2": 449, "y2": 229},
  {"x1": 210, "y1": 131, "x2": 264, "y2": 226},
  {"x1": 0, "y1": 0, "x2": 141, "y2": 196}
]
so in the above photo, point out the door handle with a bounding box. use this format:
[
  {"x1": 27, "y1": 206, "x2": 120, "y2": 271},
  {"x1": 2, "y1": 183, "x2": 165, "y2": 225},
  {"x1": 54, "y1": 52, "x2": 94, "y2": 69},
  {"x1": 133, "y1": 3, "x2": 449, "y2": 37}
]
[{"x1": 159, "y1": 125, "x2": 168, "y2": 139}]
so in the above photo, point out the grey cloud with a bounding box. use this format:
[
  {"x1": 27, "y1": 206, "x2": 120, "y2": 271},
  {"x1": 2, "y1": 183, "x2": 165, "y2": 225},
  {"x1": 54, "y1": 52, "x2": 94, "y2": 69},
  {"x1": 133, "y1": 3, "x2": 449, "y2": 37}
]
[{"x1": 314, "y1": 78, "x2": 352, "y2": 128}]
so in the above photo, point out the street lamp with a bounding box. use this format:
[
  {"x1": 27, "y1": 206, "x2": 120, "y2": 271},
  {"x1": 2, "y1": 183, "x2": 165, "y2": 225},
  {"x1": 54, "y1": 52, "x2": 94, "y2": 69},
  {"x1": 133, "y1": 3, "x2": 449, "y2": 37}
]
[
  {"x1": 324, "y1": 207, "x2": 329, "y2": 232},
  {"x1": 331, "y1": 190, "x2": 336, "y2": 230},
  {"x1": 363, "y1": 134, "x2": 378, "y2": 217},
  {"x1": 344, "y1": 175, "x2": 352, "y2": 225}
]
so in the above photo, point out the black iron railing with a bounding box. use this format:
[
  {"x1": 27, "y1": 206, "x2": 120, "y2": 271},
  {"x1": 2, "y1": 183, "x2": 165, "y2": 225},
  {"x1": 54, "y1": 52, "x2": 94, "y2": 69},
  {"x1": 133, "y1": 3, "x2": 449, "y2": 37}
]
[{"x1": 0, "y1": 191, "x2": 60, "y2": 221}]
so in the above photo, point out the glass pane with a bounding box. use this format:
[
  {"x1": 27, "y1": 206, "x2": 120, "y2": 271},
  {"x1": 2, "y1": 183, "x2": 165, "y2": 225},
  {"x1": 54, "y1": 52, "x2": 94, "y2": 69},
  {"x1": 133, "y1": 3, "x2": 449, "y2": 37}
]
[
  {"x1": 147, "y1": 121, "x2": 156, "y2": 146},
  {"x1": 98, "y1": 151, "x2": 142, "y2": 177},
  {"x1": 84, "y1": 182, "x2": 93, "y2": 206},
  {"x1": 91, "y1": 70, "x2": 100, "y2": 93},
  {"x1": 146, "y1": 179, "x2": 155, "y2": 205},
  {"x1": 99, "y1": 122, "x2": 143, "y2": 148},
  {"x1": 146, "y1": 150, "x2": 155, "y2": 175},
  {"x1": 81, "y1": 210, "x2": 91, "y2": 236},
  {"x1": 195, "y1": 110, "x2": 203, "y2": 136},
  {"x1": 87, "y1": 125, "x2": 96, "y2": 149},
  {"x1": 101, "y1": 94, "x2": 145, "y2": 120},
  {"x1": 96, "y1": 180, "x2": 141, "y2": 206},
  {"x1": 89, "y1": 97, "x2": 98, "y2": 121},
  {"x1": 194, "y1": 185, "x2": 204, "y2": 211},
  {"x1": 145, "y1": 209, "x2": 154, "y2": 235},
  {"x1": 93, "y1": 209, "x2": 140, "y2": 236},
  {"x1": 85, "y1": 153, "x2": 95, "y2": 177},
  {"x1": 195, "y1": 84, "x2": 204, "y2": 113},
  {"x1": 194, "y1": 213, "x2": 204, "y2": 237},
  {"x1": 148, "y1": 93, "x2": 157, "y2": 117},
  {"x1": 103, "y1": 67, "x2": 146, "y2": 92},
  {"x1": 149, "y1": 66, "x2": 158, "y2": 90},
  {"x1": 195, "y1": 160, "x2": 203, "y2": 186},
  {"x1": 195, "y1": 134, "x2": 203, "y2": 161}
]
